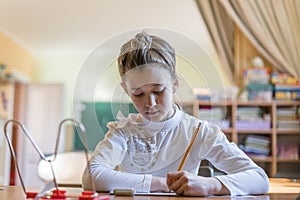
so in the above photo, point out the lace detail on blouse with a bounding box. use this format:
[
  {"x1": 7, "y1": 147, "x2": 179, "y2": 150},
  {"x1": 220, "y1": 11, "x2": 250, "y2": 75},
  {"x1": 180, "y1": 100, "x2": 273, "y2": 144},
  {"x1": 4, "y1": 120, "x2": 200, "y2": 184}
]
[{"x1": 107, "y1": 111, "x2": 168, "y2": 171}]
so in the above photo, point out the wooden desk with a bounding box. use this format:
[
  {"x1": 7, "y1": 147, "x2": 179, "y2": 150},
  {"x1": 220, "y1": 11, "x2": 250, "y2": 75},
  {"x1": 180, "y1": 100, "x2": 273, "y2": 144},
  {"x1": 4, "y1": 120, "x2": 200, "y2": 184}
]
[
  {"x1": 0, "y1": 186, "x2": 25, "y2": 199},
  {"x1": 0, "y1": 187, "x2": 299, "y2": 200},
  {"x1": 1, "y1": 178, "x2": 299, "y2": 200}
]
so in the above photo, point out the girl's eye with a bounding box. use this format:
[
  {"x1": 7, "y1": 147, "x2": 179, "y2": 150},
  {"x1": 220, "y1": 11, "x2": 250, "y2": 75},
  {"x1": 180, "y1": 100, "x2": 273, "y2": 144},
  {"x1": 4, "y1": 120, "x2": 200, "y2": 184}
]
[
  {"x1": 153, "y1": 87, "x2": 165, "y2": 94},
  {"x1": 131, "y1": 86, "x2": 165, "y2": 97},
  {"x1": 132, "y1": 91, "x2": 144, "y2": 97}
]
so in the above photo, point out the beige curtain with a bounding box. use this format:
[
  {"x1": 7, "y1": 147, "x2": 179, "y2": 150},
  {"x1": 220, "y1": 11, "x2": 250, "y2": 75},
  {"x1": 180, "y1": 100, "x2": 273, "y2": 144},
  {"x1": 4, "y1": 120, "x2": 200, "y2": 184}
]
[
  {"x1": 221, "y1": 0, "x2": 300, "y2": 79},
  {"x1": 197, "y1": 0, "x2": 300, "y2": 80},
  {"x1": 195, "y1": 0, "x2": 235, "y2": 83}
]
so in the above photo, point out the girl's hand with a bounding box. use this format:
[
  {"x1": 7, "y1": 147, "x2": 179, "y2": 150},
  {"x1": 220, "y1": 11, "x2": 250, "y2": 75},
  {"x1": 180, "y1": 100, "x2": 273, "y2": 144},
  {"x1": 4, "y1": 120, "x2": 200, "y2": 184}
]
[
  {"x1": 150, "y1": 176, "x2": 170, "y2": 192},
  {"x1": 167, "y1": 171, "x2": 230, "y2": 196}
]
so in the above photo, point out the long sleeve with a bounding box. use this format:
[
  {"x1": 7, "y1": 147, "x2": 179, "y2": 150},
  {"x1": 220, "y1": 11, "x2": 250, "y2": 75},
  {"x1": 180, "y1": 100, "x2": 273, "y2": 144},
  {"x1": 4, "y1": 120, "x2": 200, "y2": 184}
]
[
  {"x1": 82, "y1": 164, "x2": 152, "y2": 192},
  {"x1": 82, "y1": 129, "x2": 152, "y2": 192},
  {"x1": 216, "y1": 169, "x2": 269, "y2": 196},
  {"x1": 198, "y1": 121, "x2": 269, "y2": 196}
]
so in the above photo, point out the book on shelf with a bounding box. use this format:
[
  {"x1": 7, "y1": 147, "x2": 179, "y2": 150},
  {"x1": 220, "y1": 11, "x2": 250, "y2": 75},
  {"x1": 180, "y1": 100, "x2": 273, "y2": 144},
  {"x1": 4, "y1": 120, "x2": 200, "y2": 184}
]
[
  {"x1": 277, "y1": 107, "x2": 298, "y2": 116},
  {"x1": 246, "y1": 83, "x2": 273, "y2": 101},
  {"x1": 277, "y1": 143, "x2": 299, "y2": 159},
  {"x1": 198, "y1": 107, "x2": 225, "y2": 120},
  {"x1": 236, "y1": 107, "x2": 270, "y2": 130},
  {"x1": 209, "y1": 119, "x2": 230, "y2": 130},
  {"x1": 271, "y1": 72, "x2": 300, "y2": 100},
  {"x1": 277, "y1": 120, "x2": 300, "y2": 130},
  {"x1": 273, "y1": 84, "x2": 300, "y2": 101},
  {"x1": 276, "y1": 106, "x2": 300, "y2": 129},
  {"x1": 237, "y1": 106, "x2": 265, "y2": 119},
  {"x1": 271, "y1": 72, "x2": 298, "y2": 85},
  {"x1": 240, "y1": 135, "x2": 271, "y2": 156},
  {"x1": 198, "y1": 107, "x2": 230, "y2": 130},
  {"x1": 236, "y1": 120, "x2": 271, "y2": 130}
]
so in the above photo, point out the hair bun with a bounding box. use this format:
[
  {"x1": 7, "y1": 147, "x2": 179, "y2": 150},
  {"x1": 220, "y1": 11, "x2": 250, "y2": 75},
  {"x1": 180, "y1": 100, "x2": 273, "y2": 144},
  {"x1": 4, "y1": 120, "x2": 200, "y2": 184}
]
[{"x1": 131, "y1": 31, "x2": 152, "y2": 50}]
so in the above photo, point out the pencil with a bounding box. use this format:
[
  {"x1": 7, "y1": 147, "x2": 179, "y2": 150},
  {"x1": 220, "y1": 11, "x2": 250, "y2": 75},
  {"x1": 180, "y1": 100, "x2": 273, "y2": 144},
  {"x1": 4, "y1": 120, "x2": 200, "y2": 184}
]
[{"x1": 177, "y1": 122, "x2": 201, "y2": 171}]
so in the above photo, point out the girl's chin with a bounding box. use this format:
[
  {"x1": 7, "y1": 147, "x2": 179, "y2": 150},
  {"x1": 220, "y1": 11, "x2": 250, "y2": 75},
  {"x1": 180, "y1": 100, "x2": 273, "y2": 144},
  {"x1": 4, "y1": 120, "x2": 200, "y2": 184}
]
[{"x1": 146, "y1": 114, "x2": 168, "y2": 122}]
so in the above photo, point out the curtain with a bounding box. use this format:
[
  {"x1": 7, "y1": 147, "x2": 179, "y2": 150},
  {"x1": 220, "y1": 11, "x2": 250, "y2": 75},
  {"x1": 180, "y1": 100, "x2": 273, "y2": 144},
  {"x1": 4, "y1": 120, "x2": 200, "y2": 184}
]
[
  {"x1": 197, "y1": 0, "x2": 300, "y2": 80},
  {"x1": 195, "y1": 0, "x2": 235, "y2": 83}
]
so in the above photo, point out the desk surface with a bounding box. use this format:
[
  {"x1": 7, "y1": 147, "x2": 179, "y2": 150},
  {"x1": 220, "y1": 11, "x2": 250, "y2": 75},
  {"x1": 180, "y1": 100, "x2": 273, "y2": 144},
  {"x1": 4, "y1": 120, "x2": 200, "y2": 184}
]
[
  {"x1": 1, "y1": 187, "x2": 299, "y2": 200},
  {"x1": 1, "y1": 178, "x2": 299, "y2": 200}
]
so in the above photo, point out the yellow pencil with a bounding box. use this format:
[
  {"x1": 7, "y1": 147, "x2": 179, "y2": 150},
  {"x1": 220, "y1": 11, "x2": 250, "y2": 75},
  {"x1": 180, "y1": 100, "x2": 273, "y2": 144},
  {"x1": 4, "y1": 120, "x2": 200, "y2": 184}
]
[{"x1": 177, "y1": 122, "x2": 201, "y2": 171}]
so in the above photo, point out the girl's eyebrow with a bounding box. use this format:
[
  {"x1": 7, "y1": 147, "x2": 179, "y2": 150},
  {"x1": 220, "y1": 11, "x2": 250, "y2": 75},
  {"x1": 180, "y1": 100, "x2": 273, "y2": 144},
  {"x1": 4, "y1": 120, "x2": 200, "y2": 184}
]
[
  {"x1": 129, "y1": 87, "x2": 141, "y2": 92},
  {"x1": 130, "y1": 84, "x2": 163, "y2": 92}
]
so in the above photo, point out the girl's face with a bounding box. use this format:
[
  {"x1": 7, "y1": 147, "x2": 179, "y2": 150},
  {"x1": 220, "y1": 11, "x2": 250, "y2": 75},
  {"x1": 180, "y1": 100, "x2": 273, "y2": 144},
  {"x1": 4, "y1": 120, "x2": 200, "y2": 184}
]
[{"x1": 122, "y1": 65, "x2": 178, "y2": 122}]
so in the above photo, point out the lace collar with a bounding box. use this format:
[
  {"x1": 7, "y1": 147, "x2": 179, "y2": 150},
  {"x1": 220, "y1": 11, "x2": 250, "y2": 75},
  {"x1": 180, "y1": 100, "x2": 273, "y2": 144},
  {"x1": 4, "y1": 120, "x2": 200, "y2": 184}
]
[{"x1": 108, "y1": 104, "x2": 182, "y2": 137}]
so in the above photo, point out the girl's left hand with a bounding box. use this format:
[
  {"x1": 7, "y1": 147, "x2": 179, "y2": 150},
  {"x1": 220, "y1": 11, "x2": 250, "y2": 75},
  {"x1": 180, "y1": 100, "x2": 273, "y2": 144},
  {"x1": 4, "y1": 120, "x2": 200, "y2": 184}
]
[
  {"x1": 150, "y1": 176, "x2": 169, "y2": 192},
  {"x1": 166, "y1": 171, "x2": 229, "y2": 196}
]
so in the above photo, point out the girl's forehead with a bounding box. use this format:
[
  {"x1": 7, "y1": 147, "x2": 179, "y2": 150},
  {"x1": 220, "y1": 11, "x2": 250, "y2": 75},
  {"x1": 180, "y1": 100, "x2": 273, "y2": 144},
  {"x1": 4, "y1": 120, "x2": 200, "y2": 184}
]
[{"x1": 123, "y1": 66, "x2": 173, "y2": 89}]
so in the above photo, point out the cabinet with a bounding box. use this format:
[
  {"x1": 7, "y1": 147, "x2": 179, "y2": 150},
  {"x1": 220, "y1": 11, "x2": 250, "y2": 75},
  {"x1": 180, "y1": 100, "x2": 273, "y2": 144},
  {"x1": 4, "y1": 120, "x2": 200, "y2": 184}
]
[
  {"x1": 11, "y1": 83, "x2": 64, "y2": 187},
  {"x1": 182, "y1": 100, "x2": 300, "y2": 178},
  {"x1": 0, "y1": 80, "x2": 15, "y2": 185}
]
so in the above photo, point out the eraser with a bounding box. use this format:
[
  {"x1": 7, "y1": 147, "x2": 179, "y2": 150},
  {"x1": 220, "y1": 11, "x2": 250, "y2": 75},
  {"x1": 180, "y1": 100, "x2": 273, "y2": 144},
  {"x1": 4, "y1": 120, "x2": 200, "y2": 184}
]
[{"x1": 113, "y1": 188, "x2": 135, "y2": 196}]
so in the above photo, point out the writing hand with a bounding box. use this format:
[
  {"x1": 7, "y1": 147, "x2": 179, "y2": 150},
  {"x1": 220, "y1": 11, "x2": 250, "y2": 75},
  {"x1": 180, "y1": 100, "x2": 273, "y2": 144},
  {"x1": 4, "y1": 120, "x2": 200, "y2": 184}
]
[
  {"x1": 150, "y1": 176, "x2": 170, "y2": 192},
  {"x1": 167, "y1": 171, "x2": 229, "y2": 196}
]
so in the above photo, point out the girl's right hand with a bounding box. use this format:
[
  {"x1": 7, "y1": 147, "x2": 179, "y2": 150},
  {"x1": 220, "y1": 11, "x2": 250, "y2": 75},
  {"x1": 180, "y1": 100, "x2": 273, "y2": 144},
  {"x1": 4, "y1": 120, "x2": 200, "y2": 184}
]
[{"x1": 167, "y1": 171, "x2": 229, "y2": 196}]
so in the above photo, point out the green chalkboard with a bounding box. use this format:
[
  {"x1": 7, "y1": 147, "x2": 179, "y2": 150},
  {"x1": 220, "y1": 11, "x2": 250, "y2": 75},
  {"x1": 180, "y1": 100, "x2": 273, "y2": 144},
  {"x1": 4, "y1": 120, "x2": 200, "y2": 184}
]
[{"x1": 74, "y1": 102, "x2": 137, "y2": 151}]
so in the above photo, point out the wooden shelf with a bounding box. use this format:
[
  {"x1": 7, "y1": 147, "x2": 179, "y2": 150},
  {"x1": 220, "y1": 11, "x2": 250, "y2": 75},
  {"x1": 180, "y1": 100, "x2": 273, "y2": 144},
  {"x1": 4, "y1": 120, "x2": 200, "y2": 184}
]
[
  {"x1": 276, "y1": 129, "x2": 300, "y2": 134},
  {"x1": 275, "y1": 101, "x2": 300, "y2": 106},
  {"x1": 277, "y1": 158, "x2": 300, "y2": 163},
  {"x1": 250, "y1": 156, "x2": 273, "y2": 162},
  {"x1": 197, "y1": 100, "x2": 232, "y2": 106},
  {"x1": 237, "y1": 101, "x2": 273, "y2": 106},
  {"x1": 189, "y1": 100, "x2": 300, "y2": 178},
  {"x1": 237, "y1": 129, "x2": 273, "y2": 134}
]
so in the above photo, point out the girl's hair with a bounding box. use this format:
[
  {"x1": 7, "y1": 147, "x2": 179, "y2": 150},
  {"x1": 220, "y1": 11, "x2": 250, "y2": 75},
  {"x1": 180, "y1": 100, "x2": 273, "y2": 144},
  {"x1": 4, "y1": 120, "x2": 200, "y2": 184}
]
[{"x1": 118, "y1": 31, "x2": 176, "y2": 79}]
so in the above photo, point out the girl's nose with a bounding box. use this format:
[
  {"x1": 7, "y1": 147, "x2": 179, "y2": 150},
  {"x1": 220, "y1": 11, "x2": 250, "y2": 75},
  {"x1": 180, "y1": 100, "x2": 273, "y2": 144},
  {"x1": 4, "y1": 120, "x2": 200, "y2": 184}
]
[{"x1": 146, "y1": 93, "x2": 156, "y2": 107}]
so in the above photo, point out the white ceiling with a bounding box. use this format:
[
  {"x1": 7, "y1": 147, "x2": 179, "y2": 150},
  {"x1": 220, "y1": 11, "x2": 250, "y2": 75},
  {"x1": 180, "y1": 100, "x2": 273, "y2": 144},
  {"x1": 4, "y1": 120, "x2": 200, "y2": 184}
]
[{"x1": 0, "y1": 0, "x2": 213, "y2": 57}]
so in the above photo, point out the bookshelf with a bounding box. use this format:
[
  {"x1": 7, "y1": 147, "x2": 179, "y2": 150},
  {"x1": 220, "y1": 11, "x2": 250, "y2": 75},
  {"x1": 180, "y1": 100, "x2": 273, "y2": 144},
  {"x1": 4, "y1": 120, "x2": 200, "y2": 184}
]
[
  {"x1": 182, "y1": 100, "x2": 300, "y2": 178},
  {"x1": 0, "y1": 79, "x2": 15, "y2": 185}
]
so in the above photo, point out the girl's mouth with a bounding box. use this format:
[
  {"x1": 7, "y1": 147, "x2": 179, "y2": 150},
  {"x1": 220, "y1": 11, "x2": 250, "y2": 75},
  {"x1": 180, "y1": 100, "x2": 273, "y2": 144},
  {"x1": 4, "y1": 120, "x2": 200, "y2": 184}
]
[{"x1": 146, "y1": 110, "x2": 159, "y2": 116}]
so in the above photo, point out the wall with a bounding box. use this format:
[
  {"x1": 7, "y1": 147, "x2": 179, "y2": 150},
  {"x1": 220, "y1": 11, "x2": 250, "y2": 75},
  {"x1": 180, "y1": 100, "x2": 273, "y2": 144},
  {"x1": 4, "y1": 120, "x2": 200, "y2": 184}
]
[
  {"x1": 33, "y1": 27, "x2": 233, "y2": 119},
  {"x1": 36, "y1": 51, "x2": 230, "y2": 116},
  {"x1": 0, "y1": 32, "x2": 36, "y2": 185},
  {"x1": 0, "y1": 32, "x2": 36, "y2": 80},
  {"x1": 34, "y1": 54, "x2": 85, "y2": 117},
  {"x1": 34, "y1": 43, "x2": 232, "y2": 117}
]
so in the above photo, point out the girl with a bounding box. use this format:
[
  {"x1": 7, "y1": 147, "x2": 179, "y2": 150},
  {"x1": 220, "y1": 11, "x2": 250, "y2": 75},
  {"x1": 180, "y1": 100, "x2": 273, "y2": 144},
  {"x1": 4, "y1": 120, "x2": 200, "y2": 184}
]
[{"x1": 82, "y1": 32, "x2": 269, "y2": 196}]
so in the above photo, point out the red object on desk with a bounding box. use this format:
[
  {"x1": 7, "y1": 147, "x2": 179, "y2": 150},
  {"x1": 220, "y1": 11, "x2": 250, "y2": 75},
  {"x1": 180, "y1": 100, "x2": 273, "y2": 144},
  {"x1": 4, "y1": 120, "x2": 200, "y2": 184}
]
[
  {"x1": 26, "y1": 191, "x2": 38, "y2": 198},
  {"x1": 79, "y1": 191, "x2": 110, "y2": 200},
  {"x1": 50, "y1": 189, "x2": 66, "y2": 199}
]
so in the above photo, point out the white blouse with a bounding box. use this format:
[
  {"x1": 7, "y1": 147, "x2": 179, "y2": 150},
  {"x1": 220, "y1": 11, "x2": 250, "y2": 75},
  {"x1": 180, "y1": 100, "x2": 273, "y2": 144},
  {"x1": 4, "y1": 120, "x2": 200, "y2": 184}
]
[{"x1": 82, "y1": 105, "x2": 269, "y2": 196}]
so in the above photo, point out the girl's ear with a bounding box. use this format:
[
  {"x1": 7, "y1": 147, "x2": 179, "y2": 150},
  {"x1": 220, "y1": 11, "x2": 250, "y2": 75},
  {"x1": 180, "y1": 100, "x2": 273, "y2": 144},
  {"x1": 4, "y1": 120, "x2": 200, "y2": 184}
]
[{"x1": 173, "y1": 77, "x2": 179, "y2": 93}]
